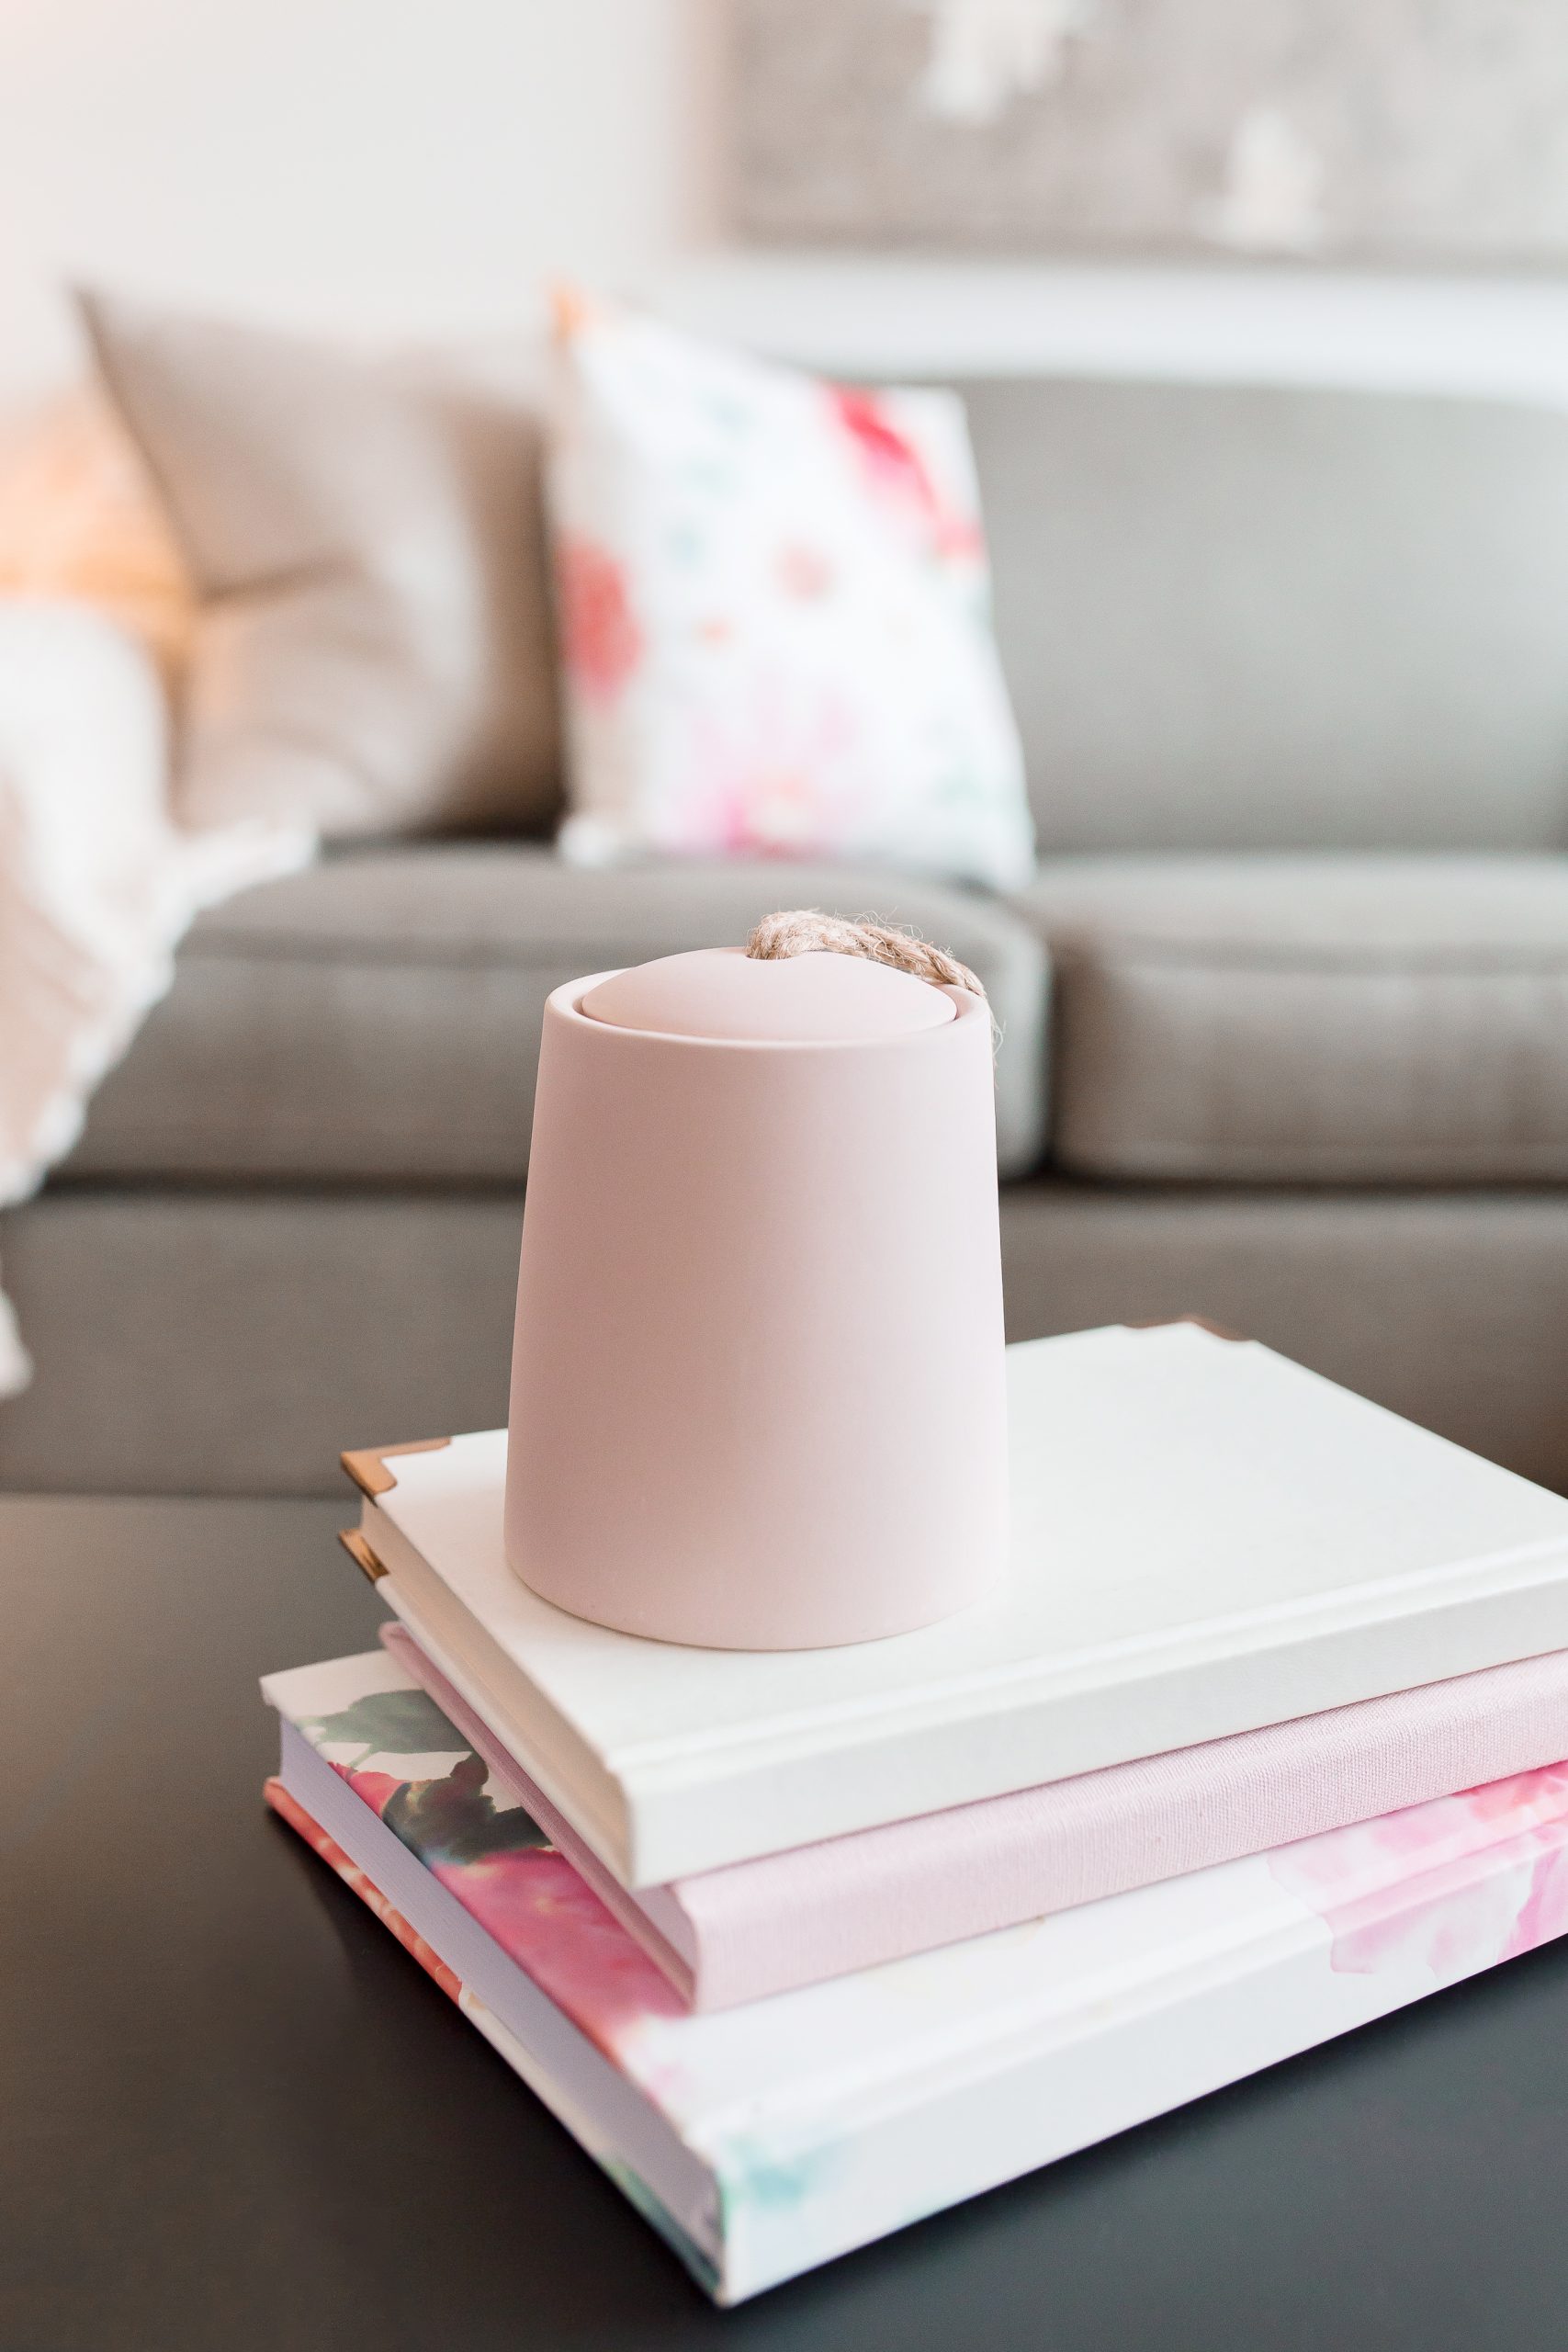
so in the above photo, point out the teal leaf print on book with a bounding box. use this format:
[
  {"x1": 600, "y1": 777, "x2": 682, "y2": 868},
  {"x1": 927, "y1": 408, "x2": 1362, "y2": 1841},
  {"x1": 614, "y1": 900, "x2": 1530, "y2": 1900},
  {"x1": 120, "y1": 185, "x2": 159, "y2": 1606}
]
[
  {"x1": 383, "y1": 1757, "x2": 551, "y2": 1867},
  {"x1": 303, "y1": 1682, "x2": 552, "y2": 1865},
  {"x1": 302, "y1": 1686, "x2": 462, "y2": 1759}
]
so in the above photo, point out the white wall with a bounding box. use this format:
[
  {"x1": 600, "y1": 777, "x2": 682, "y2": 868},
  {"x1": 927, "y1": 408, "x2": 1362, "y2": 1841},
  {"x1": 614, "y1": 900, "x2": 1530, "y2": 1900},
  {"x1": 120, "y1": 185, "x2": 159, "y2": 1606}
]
[
  {"x1": 0, "y1": 0, "x2": 721, "y2": 406},
  {"x1": 7, "y1": 0, "x2": 1568, "y2": 420}
]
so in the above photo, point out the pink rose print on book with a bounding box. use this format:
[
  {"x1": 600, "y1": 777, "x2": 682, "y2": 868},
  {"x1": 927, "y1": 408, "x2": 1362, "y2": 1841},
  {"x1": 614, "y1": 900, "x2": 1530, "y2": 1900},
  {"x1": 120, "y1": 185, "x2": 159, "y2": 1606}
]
[
  {"x1": 302, "y1": 1677, "x2": 684, "y2": 2053},
  {"x1": 1269, "y1": 1762, "x2": 1568, "y2": 1984},
  {"x1": 557, "y1": 537, "x2": 642, "y2": 703},
  {"x1": 429, "y1": 1845, "x2": 683, "y2": 2054}
]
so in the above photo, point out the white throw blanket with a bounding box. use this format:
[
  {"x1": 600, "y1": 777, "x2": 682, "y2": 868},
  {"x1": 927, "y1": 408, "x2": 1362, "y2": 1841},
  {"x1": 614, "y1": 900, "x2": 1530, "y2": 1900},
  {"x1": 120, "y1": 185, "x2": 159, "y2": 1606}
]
[{"x1": 0, "y1": 599, "x2": 312, "y2": 1395}]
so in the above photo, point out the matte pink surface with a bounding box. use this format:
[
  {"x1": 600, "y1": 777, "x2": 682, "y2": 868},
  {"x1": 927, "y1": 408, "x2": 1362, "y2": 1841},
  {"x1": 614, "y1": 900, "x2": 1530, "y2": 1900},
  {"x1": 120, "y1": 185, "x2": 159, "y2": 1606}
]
[
  {"x1": 506, "y1": 954, "x2": 1007, "y2": 1649},
  {"x1": 581, "y1": 945, "x2": 955, "y2": 1041},
  {"x1": 382, "y1": 1620, "x2": 1568, "y2": 2012}
]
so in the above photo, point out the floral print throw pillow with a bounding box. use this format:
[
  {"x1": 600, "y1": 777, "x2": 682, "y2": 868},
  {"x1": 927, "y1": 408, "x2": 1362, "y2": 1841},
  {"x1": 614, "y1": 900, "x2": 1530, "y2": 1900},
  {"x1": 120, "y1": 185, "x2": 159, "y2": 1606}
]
[{"x1": 547, "y1": 297, "x2": 1035, "y2": 890}]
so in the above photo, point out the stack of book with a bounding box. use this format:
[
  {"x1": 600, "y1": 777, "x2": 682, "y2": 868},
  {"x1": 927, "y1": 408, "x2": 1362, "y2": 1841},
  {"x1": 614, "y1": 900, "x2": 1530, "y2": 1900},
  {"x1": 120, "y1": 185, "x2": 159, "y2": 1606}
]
[{"x1": 263, "y1": 1321, "x2": 1568, "y2": 2303}]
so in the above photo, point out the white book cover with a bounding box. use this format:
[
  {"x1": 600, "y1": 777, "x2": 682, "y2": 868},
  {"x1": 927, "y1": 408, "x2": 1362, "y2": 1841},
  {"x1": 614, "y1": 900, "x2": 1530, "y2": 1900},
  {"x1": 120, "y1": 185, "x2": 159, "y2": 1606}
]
[
  {"x1": 347, "y1": 1323, "x2": 1568, "y2": 1886},
  {"x1": 265, "y1": 1645, "x2": 1568, "y2": 2305}
]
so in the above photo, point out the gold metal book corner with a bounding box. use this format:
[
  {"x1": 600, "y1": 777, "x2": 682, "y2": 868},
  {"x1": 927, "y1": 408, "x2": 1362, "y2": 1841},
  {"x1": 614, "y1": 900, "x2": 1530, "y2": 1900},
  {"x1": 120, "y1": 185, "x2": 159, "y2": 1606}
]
[
  {"x1": 337, "y1": 1527, "x2": 387, "y2": 1584},
  {"x1": 339, "y1": 1435, "x2": 452, "y2": 1498}
]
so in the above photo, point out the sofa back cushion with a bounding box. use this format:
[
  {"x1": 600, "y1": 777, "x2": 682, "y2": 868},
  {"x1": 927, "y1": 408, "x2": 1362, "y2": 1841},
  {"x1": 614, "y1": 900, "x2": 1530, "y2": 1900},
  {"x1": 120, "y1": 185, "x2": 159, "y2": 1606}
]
[{"x1": 964, "y1": 378, "x2": 1568, "y2": 854}]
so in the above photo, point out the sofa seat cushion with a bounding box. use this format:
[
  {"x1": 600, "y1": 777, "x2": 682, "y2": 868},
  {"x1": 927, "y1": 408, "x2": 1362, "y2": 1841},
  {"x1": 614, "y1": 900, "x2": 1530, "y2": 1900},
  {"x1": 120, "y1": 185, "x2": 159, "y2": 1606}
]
[
  {"x1": 1013, "y1": 855, "x2": 1568, "y2": 1182},
  {"x1": 63, "y1": 845, "x2": 1049, "y2": 1185}
]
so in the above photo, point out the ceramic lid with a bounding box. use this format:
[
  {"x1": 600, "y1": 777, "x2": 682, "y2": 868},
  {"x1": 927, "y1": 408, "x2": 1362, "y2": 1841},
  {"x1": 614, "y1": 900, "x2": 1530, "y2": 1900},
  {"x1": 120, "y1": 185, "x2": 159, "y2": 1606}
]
[{"x1": 580, "y1": 946, "x2": 957, "y2": 1043}]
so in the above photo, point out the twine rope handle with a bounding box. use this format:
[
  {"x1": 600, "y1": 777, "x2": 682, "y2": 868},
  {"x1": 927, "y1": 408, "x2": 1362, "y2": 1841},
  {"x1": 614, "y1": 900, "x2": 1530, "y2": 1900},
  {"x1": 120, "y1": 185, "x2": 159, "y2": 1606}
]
[{"x1": 744, "y1": 910, "x2": 987, "y2": 1002}]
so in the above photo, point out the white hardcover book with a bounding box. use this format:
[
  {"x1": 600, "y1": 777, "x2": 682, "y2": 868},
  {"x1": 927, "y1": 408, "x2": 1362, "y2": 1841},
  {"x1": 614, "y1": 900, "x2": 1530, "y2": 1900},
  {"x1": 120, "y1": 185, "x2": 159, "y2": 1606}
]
[{"x1": 346, "y1": 1323, "x2": 1568, "y2": 1887}]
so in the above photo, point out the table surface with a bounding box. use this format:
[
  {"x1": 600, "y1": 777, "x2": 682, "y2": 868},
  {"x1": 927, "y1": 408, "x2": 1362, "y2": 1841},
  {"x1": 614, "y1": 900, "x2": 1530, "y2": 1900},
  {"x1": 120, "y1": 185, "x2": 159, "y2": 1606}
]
[{"x1": 6, "y1": 1492, "x2": 1568, "y2": 2352}]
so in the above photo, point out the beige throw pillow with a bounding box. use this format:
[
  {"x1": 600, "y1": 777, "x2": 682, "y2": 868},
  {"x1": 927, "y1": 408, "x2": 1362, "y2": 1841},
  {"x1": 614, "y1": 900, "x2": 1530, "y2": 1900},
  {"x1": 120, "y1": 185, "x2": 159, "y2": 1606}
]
[{"x1": 79, "y1": 288, "x2": 560, "y2": 836}]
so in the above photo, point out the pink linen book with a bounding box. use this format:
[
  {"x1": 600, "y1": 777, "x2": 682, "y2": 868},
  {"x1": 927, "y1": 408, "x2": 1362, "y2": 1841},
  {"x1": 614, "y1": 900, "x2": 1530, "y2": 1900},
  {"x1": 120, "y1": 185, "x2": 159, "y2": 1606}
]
[{"x1": 379, "y1": 1618, "x2": 1568, "y2": 2012}]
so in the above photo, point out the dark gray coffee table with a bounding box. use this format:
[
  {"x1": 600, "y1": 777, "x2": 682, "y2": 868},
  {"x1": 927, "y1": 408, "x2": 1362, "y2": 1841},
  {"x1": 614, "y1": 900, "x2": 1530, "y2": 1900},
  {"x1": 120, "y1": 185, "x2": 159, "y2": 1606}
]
[{"x1": 6, "y1": 1491, "x2": 1568, "y2": 2352}]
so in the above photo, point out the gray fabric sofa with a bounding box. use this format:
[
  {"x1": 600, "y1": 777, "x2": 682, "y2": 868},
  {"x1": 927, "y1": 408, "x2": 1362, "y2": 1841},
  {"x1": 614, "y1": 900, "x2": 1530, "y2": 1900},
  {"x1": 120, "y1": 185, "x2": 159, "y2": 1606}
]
[{"x1": 6, "y1": 373, "x2": 1568, "y2": 1497}]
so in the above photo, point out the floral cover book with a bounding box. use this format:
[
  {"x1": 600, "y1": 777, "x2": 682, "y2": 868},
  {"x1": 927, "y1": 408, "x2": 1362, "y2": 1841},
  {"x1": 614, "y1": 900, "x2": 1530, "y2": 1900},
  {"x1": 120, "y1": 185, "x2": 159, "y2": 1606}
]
[{"x1": 263, "y1": 1647, "x2": 1568, "y2": 2303}]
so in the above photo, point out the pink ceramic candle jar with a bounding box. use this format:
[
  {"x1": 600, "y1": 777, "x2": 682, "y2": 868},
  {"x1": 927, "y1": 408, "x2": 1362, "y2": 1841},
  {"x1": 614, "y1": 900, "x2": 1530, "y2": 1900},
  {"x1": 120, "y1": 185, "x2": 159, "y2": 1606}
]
[{"x1": 505, "y1": 944, "x2": 1007, "y2": 1649}]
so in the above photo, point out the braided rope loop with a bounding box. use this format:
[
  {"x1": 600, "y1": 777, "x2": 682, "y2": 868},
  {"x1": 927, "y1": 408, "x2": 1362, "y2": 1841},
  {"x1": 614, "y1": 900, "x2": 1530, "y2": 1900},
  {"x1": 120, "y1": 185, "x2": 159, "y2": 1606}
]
[{"x1": 744, "y1": 910, "x2": 987, "y2": 1003}]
